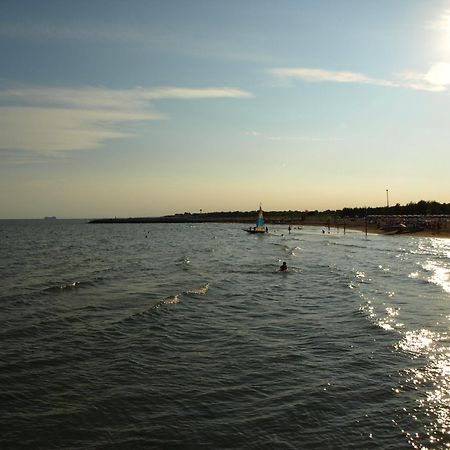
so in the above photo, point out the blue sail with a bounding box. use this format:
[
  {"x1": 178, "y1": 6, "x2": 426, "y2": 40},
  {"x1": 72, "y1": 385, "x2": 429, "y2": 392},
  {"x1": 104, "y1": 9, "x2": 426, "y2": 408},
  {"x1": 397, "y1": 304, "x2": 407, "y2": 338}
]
[
  {"x1": 243, "y1": 204, "x2": 267, "y2": 233},
  {"x1": 255, "y1": 205, "x2": 264, "y2": 230}
]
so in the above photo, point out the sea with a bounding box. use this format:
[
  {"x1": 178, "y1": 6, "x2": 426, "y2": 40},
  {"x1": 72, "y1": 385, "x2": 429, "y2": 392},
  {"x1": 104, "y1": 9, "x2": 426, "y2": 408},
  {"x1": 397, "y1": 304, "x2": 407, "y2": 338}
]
[{"x1": 1, "y1": 220, "x2": 449, "y2": 450}]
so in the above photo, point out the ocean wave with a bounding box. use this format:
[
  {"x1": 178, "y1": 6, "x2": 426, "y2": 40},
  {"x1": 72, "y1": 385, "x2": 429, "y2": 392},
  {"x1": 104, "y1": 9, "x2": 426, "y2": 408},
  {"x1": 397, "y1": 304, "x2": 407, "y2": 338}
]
[
  {"x1": 43, "y1": 274, "x2": 107, "y2": 293},
  {"x1": 176, "y1": 256, "x2": 191, "y2": 266},
  {"x1": 184, "y1": 283, "x2": 209, "y2": 295},
  {"x1": 45, "y1": 281, "x2": 81, "y2": 292},
  {"x1": 162, "y1": 294, "x2": 180, "y2": 305},
  {"x1": 353, "y1": 270, "x2": 371, "y2": 284},
  {"x1": 112, "y1": 284, "x2": 209, "y2": 326},
  {"x1": 410, "y1": 239, "x2": 450, "y2": 259},
  {"x1": 395, "y1": 329, "x2": 440, "y2": 356},
  {"x1": 330, "y1": 241, "x2": 369, "y2": 250},
  {"x1": 421, "y1": 261, "x2": 450, "y2": 294},
  {"x1": 145, "y1": 293, "x2": 183, "y2": 311},
  {"x1": 359, "y1": 300, "x2": 401, "y2": 333},
  {"x1": 108, "y1": 293, "x2": 182, "y2": 327}
]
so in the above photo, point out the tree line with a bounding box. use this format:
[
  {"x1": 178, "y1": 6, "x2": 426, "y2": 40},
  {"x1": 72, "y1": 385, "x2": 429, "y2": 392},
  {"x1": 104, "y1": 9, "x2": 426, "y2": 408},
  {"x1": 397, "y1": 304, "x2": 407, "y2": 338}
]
[
  {"x1": 340, "y1": 200, "x2": 450, "y2": 217},
  {"x1": 181, "y1": 200, "x2": 450, "y2": 219}
]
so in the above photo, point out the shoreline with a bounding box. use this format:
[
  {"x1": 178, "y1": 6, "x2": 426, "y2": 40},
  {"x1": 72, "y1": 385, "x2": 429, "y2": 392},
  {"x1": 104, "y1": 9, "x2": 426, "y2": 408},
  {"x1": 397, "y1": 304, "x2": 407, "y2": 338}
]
[
  {"x1": 316, "y1": 224, "x2": 450, "y2": 239},
  {"x1": 88, "y1": 211, "x2": 450, "y2": 239},
  {"x1": 89, "y1": 216, "x2": 450, "y2": 238},
  {"x1": 276, "y1": 222, "x2": 450, "y2": 239}
]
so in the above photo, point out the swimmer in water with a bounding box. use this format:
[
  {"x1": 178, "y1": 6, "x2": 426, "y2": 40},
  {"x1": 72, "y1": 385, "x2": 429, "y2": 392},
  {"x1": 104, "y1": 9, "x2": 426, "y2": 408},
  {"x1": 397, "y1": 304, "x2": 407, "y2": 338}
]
[{"x1": 280, "y1": 261, "x2": 288, "y2": 272}]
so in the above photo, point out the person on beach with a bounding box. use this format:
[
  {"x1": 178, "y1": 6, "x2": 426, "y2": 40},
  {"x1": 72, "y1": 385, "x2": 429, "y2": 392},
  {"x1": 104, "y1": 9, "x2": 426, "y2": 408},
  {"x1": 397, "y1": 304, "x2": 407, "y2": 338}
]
[
  {"x1": 288, "y1": 225, "x2": 291, "y2": 234},
  {"x1": 279, "y1": 261, "x2": 288, "y2": 272}
]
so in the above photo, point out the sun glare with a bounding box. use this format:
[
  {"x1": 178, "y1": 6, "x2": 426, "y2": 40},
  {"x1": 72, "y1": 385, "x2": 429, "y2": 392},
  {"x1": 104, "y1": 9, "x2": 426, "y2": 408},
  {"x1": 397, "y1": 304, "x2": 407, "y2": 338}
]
[
  {"x1": 425, "y1": 62, "x2": 450, "y2": 86},
  {"x1": 438, "y1": 10, "x2": 450, "y2": 49},
  {"x1": 445, "y1": 11, "x2": 450, "y2": 47},
  {"x1": 429, "y1": 9, "x2": 450, "y2": 53}
]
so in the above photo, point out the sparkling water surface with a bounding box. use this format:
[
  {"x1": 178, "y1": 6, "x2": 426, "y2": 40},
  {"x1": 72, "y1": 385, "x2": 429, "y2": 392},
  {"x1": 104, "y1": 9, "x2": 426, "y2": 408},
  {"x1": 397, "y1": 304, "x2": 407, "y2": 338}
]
[{"x1": 1, "y1": 220, "x2": 449, "y2": 449}]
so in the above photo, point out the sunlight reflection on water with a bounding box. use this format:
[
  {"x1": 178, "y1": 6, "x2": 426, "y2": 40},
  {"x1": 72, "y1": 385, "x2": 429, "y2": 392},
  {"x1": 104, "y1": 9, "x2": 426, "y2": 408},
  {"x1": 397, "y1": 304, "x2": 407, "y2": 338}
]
[
  {"x1": 423, "y1": 260, "x2": 450, "y2": 294},
  {"x1": 357, "y1": 237, "x2": 450, "y2": 449},
  {"x1": 397, "y1": 329, "x2": 450, "y2": 448}
]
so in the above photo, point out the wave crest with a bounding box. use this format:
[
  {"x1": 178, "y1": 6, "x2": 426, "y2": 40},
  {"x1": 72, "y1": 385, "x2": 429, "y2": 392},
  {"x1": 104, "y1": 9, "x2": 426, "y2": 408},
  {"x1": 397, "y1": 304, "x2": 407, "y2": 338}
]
[{"x1": 184, "y1": 283, "x2": 209, "y2": 295}]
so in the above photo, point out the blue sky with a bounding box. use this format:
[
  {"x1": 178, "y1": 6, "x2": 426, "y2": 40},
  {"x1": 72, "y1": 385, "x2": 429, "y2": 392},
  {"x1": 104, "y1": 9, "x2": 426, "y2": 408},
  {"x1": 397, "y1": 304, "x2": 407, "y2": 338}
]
[{"x1": 1, "y1": 0, "x2": 449, "y2": 218}]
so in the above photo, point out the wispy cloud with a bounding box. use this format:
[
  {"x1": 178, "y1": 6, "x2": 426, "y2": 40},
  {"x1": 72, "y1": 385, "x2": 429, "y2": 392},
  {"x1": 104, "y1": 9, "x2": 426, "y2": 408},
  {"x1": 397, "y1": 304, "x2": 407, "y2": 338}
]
[
  {"x1": 396, "y1": 63, "x2": 450, "y2": 92},
  {"x1": 0, "y1": 86, "x2": 251, "y2": 109},
  {"x1": 0, "y1": 107, "x2": 155, "y2": 153},
  {"x1": 0, "y1": 85, "x2": 252, "y2": 155},
  {"x1": 270, "y1": 67, "x2": 395, "y2": 87},
  {"x1": 144, "y1": 87, "x2": 253, "y2": 100},
  {"x1": 244, "y1": 130, "x2": 341, "y2": 142},
  {"x1": 270, "y1": 65, "x2": 450, "y2": 92}
]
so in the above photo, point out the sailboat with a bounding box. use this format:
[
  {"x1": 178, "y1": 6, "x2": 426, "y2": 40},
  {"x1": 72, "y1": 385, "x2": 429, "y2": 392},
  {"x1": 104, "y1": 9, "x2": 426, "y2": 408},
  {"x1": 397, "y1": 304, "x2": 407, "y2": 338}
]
[{"x1": 244, "y1": 204, "x2": 268, "y2": 234}]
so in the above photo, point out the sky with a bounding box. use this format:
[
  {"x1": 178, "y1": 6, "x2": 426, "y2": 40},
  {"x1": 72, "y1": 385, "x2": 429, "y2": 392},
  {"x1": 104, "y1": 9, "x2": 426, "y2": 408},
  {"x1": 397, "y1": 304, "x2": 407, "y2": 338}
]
[{"x1": 1, "y1": 0, "x2": 450, "y2": 218}]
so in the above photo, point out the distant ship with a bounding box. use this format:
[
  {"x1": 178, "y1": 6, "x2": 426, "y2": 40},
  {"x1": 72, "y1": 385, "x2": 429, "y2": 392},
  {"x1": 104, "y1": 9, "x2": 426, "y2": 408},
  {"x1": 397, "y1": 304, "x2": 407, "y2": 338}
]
[
  {"x1": 44, "y1": 216, "x2": 57, "y2": 220},
  {"x1": 244, "y1": 205, "x2": 268, "y2": 234}
]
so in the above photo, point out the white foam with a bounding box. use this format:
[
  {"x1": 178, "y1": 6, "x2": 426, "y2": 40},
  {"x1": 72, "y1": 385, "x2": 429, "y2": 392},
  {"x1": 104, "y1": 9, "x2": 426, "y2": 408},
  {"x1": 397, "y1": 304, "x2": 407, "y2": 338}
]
[
  {"x1": 184, "y1": 283, "x2": 209, "y2": 295},
  {"x1": 163, "y1": 294, "x2": 180, "y2": 305}
]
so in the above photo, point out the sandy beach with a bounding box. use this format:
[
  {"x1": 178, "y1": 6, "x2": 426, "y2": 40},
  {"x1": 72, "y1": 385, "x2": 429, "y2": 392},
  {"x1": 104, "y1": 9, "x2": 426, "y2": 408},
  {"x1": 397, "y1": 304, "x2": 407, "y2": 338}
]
[
  {"x1": 294, "y1": 215, "x2": 450, "y2": 239},
  {"x1": 336, "y1": 224, "x2": 450, "y2": 239}
]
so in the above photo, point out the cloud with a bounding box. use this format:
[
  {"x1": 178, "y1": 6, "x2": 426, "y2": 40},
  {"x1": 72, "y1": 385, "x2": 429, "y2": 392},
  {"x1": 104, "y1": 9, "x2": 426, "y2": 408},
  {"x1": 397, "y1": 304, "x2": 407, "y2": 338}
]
[
  {"x1": 0, "y1": 86, "x2": 251, "y2": 109},
  {"x1": 244, "y1": 130, "x2": 341, "y2": 142},
  {"x1": 145, "y1": 87, "x2": 253, "y2": 99},
  {"x1": 0, "y1": 85, "x2": 252, "y2": 155},
  {"x1": 397, "y1": 63, "x2": 450, "y2": 92},
  {"x1": 424, "y1": 62, "x2": 450, "y2": 86},
  {"x1": 270, "y1": 65, "x2": 450, "y2": 93},
  {"x1": 425, "y1": 10, "x2": 450, "y2": 31},
  {"x1": 0, "y1": 107, "x2": 157, "y2": 153},
  {"x1": 270, "y1": 67, "x2": 396, "y2": 87}
]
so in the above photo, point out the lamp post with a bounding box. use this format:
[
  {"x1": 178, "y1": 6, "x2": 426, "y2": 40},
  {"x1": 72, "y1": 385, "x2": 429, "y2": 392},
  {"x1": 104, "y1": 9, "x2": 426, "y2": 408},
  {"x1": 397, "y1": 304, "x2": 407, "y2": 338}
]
[
  {"x1": 365, "y1": 206, "x2": 368, "y2": 237},
  {"x1": 386, "y1": 189, "x2": 389, "y2": 209}
]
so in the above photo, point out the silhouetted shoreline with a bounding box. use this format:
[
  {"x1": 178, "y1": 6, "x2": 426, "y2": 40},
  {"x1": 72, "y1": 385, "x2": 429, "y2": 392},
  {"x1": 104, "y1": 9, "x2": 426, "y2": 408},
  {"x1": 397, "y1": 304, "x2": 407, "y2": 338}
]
[{"x1": 89, "y1": 211, "x2": 450, "y2": 238}]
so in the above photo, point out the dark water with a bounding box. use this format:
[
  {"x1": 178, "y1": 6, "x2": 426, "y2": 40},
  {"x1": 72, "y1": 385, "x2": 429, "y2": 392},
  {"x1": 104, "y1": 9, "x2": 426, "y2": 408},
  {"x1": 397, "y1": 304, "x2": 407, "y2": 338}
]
[{"x1": 1, "y1": 220, "x2": 449, "y2": 449}]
